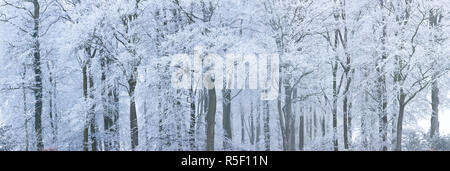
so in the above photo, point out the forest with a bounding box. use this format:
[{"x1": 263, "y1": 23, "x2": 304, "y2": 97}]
[{"x1": 0, "y1": 0, "x2": 449, "y2": 151}]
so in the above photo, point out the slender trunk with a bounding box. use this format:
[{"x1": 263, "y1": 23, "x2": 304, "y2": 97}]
[
  {"x1": 101, "y1": 56, "x2": 112, "y2": 151},
  {"x1": 299, "y1": 109, "x2": 304, "y2": 151},
  {"x1": 313, "y1": 109, "x2": 317, "y2": 140},
  {"x1": 289, "y1": 88, "x2": 296, "y2": 151},
  {"x1": 129, "y1": 73, "x2": 138, "y2": 150},
  {"x1": 430, "y1": 78, "x2": 439, "y2": 138},
  {"x1": 331, "y1": 0, "x2": 344, "y2": 151},
  {"x1": 263, "y1": 100, "x2": 270, "y2": 151},
  {"x1": 322, "y1": 113, "x2": 326, "y2": 137},
  {"x1": 256, "y1": 98, "x2": 261, "y2": 150},
  {"x1": 332, "y1": 61, "x2": 338, "y2": 151},
  {"x1": 429, "y1": 3, "x2": 442, "y2": 139},
  {"x1": 176, "y1": 90, "x2": 183, "y2": 150},
  {"x1": 88, "y1": 62, "x2": 98, "y2": 151},
  {"x1": 361, "y1": 87, "x2": 369, "y2": 150},
  {"x1": 22, "y1": 65, "x2": 29, "y2": 151},
  {"x1": 395, "y1": 92, "x2": 406, "y2": 151},
  {"x1": 277, "y1": 67, "x2": 286, "y2": 150},
  {"x1": 189, "y1": 89, "x2": 196, "y2": 150},
  {"x1": 32, "y1": 0, "x2": 44, "y2": 151},
  {"x1": 378, "y1": 0, "x2": 389, "y2": 152},
  {"x1": 89, "y1": 114, "x2": 98, "y2": 151},
  {"x1": 112, "y1": 86, "x2": 120, "y2": 150},
  {"x1": 343, "y1": 72, "x2": 352, "y2": 149},
  {"x1": 82, "y1": 64, "x2": 89, "y2": 151},
  {"x1": 143, "y1": 98, "x2": 149, "y2": 150},
  {"x1": 283, "y1": 75, "x2": 294, "y2": 151},
  {"x1": 348, "y1": 101, "x2": 352, "y2": 146},
  {"x1": 391, "y1": 99, "x2": 398, "y2": 149},
  {"x1": 240, "y1": 102, "x2": 245, "y2": 144},
  {"x1": 308, "y1": 112, "x2": 312, "y2": 142},
  {"x1": 205, "y1": 87, "x2": 216, "y2": 151},
  {"x1": 343, "y1": 95, "x2": 349, "y2": 149},
  {"x1": 378, "y1": 78, "x2": 388, "y2": 151},
  {"x1": 157, "y1": 83, "x2": 164, "y2": 150},
  {"x1": 361, "y1": 113, "x2": 367, "y2": 150},
  {"x1": 195, "y1": 89, "x2": 207, "y2": 149},
  {"x1": 249, "y1": 102, "x2": 255, "y2": 145},
  {"x1": 48, "y1": 66, "x2": 57, "y2": 147},
  {"x1": 222, "y1": 89, "x2": 232, "y2": 150}
]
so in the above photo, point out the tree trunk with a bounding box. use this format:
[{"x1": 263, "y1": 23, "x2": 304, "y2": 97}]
[
  {"x1": 206, "y1": 87, "x2": 217, "y2": 151},
  {"x1": 308, "y1": 112, "x2": 312, "y2": 142},
  {"x1": 22, "y1": 65, "x2": 29, "y2": 151},
  {"x1": 377, "y1": 75, "x2": 388, "y2": 151},
  {"x1": 348, "y1": 101, "x2": 352, "y2": 146},
  {"x1": 430, "y1": 77, "x2": 439, "y2": 138},
  {"x1": 282, "y1": 75, "x2": 295, "y2": 151},
  {"x1": 322, "y1": 114, "x2": 326, "y2": 137},
  {"x1": 332, "y1": 61, "x2": 338, "y2": 151},
  {"x1": 32, "y1": 0, "x2": 44, "y2": 151},
  {"x1": 88, "y1": 61, "x2": 98, "y2": 151},
  {"x1": 429, "y1": 7, "x2": 441, "y2": 138},
  {"x1": 189, "y1": 89, "x2": 196, "y2": 150},
  {"x1": 378, "y1": 0, "x2": 389, "y2": 152},
  {"x1": 100, "y1": 56, "x2": 109, "y2": 150},
  {"x1": 343, "y1": 94, "x2": 349, "y2": 149},
  {"x1": 361, "y1": 87, "x2": 369, "y2": 150},
  {"x1": 263, "y1": 100, "x2": 270, "y2": 151},
  {"x1": 240, "y1": 102, "x2": 245, "y2": 144},
  {"x1": 176, "y1": 90, "x2": 183, "y2": 150},
  {"x1": 222, "y1": 89, "x2": 232, "y2": 150},
  {"x1": 157, "y1": 81, "x2": 164, "y2": 150},
  {"x1": 288, "y1": 88, "x2": 296, "y2": 151},
  {"x1": 129, "y1": 72, "x2": 139, "y2": 150},
  {"x1": 112, "y1": 86, "x2": 120, "y2": 150},
  {"x1": 277, "y1": 67, "x2": 286, "y2": 150},
  {"x1": 299, "y1": 111, "x2": 304, "y2": 151},
  {"x1": 343, "y1": 72, "x2": 352, "y2": 150},
  {"x1": 48, "y1": 63, "x2": 57, "y2": 147},
  {"x1": 82, "y1": 64, "x2": 89, "y2": 151},
  {"x1": 395, "y1": 92, "x2": 406, "y2": 151},
  {"x1": 256, "y1": 98, "x2": 261, "y2": 150},
  {"x1": 49, "y1": 70, "x2": 54, "y2": 141},
  {"x1": 143, "y1": 98, "x2": 149, "y2": 150},
  {"x1": 249, "y1": 102, "x2": 255, "y2": 145},
  {"x1": 313, "y1": 109, "x2": 317, "y2": 140}
]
